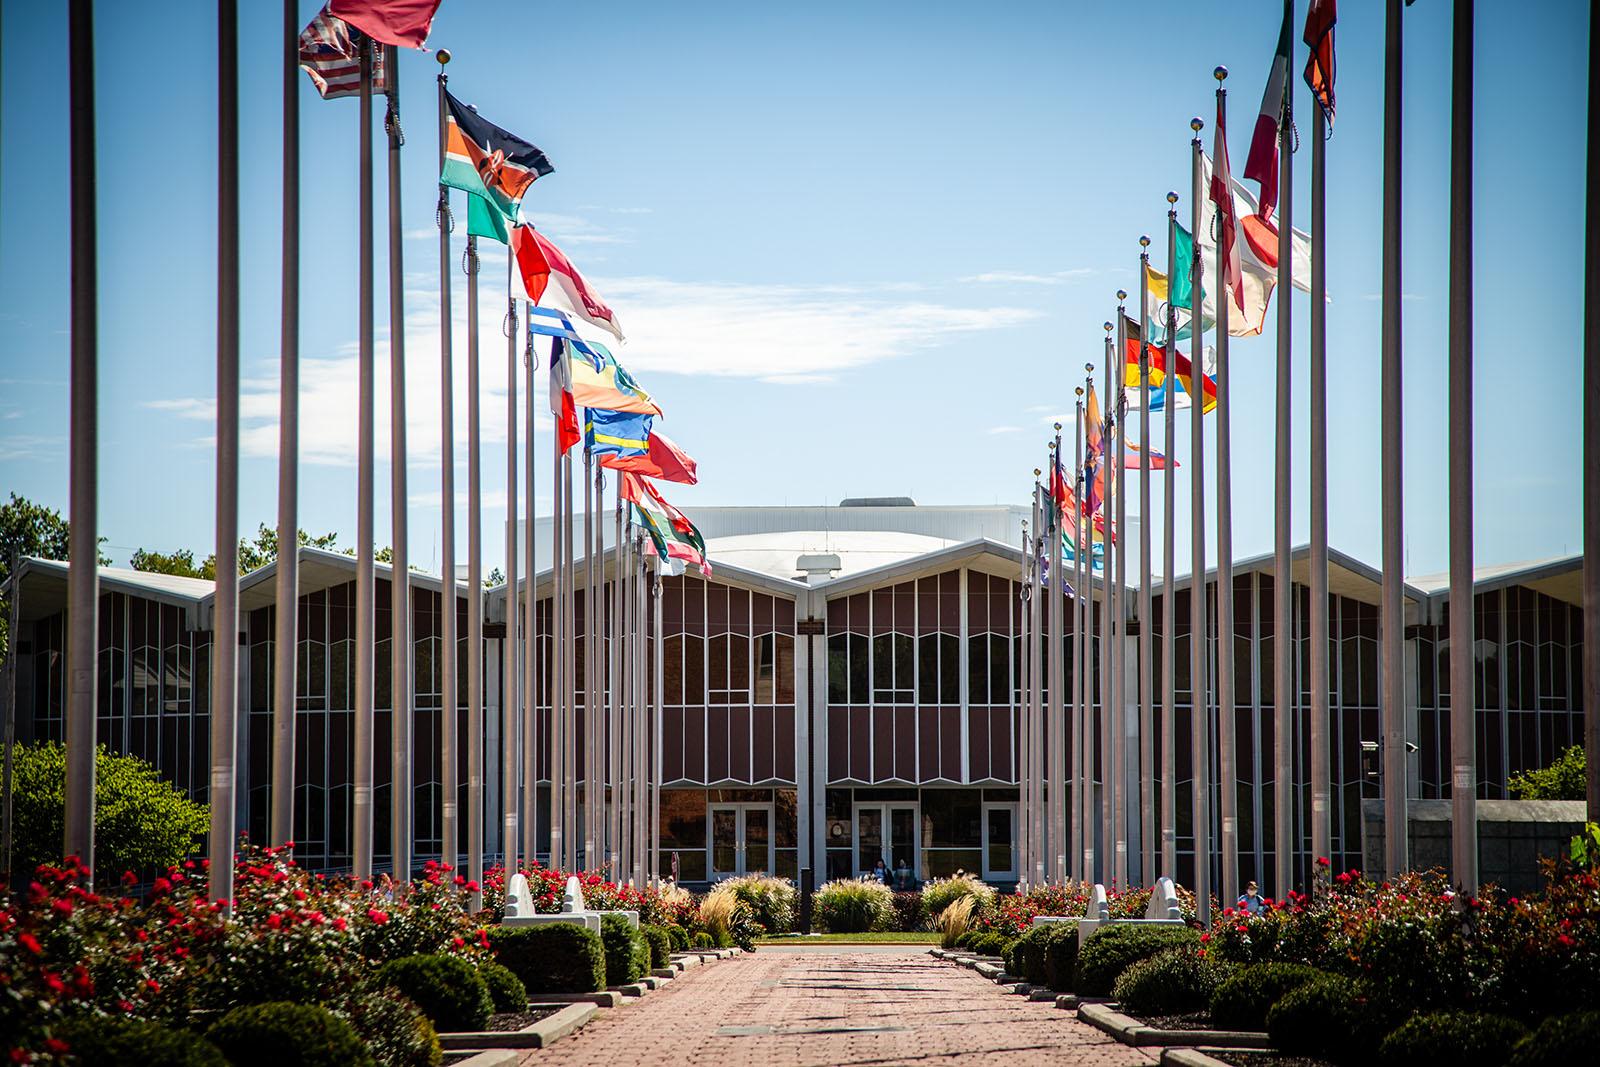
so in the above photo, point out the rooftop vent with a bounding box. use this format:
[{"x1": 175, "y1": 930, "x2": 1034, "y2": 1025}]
[
  {"x1": 795, "y1": 552, "x2": 843, "y2": 586},
  {"x1": 838, "y1": 496, "x2": 915, "y2": 508}
]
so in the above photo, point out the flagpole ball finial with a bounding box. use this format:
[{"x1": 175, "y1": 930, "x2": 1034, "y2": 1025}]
[
  {"x1": 1139, "y1": 235, "x2": 1151, "y2": 249},
  {"x1": 1054, "y1": 422, "x2": 1062, "y2": 432},
  {"x1": 1102, "y1": 322, "x2": 1112, "y2": 334},
  {"x1": 1214, "y1": 65, "x2": 1228, "y2": 81},
  {"x1": 1168, "y1": 191, "x2": 1179, "y2": 204},
  {"x1": 1033, "y1": 469, "x2": 1041, "y2": 478},
  {"x1": 1191, "y1": 117, "x2": 1204, "y2": 132},
  {"x1": 1075, "y1": 386, "x2": 1084, "y2": 397},
  {"x1": 437, "y1": 49, "x2": 451, "y2": 65},
  {"x1": 1115, "y1": 290, "x2": 1127, "y2": 303}
]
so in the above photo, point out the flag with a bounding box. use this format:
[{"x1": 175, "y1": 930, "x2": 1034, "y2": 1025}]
[
  {"x1": 1122, "y1": 442, "x2": 1174, "y2": 471},
  {"x1": 548, "y1": 338, "x2": 581, "y2": 454},
  {"x1": 440, "y1": 92, "x2": 553, "y2": 239},
  {"x1": 298, "y1": 8, "x2": 389, "y2": 98},
  {"x1": 1245, "y1": 4, "x2": 1294, "y2": 221},
  {"x1": 1211, "y1": 95, "x2": 1245, "y2": 314},
  {"x1": 1123, "y1": 325, "x2": 1217, "y2": 414},
  {"x1": 1303, "y1": 0, "x2": 1338, "y2": 123},
  {"x1": 623, "y1": 473, "x2": 711, "y2": 577},
  {"x1": 1197, "y1": 153, "x2": 1317, "y2": 336},
  {"x1": 327, "y1": 0, "x2": 440, "y2": 48},
  {"x1": 584, "y1": 408, "x2": 653, "y2": 458},
  {"x1": 511, "y1": 225, "x2": 625, "y2": 341},
  {"x1": 570, "y1": 341, "x2": 659, "y2": 416},
  {"x1": 601, "y1": 430, "x2": 698, "y2": 484},
  {"x1": 1047, "y1": 457, "x2": 1079, "y2": 530}
]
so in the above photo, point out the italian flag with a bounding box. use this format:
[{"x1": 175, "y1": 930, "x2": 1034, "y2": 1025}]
[{"x1": 1244, "y1": 6, "x2": 1293, "y2": 221}]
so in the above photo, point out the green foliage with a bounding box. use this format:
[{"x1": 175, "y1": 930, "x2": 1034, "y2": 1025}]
[
  {"x1": 1508, "y1": 744, "x2": 1586, "y2": 801},
  {"x1": 921, "y1": 874, "x2": 997, "y2": 923},
  {"x1": 719, "y1": 875, "x2": 796, "y2": 933},
  {"x1": 1570, "y1": 822, "x2": 1600, "y2": 868},
  {"x1": 1379, "y1": 1011, "x2": 1529, "y2": 1067},
  {"x1": 374, "y1": 954, "x2": 492, "y2": 1033},
  {"x1": 1111, "y1": 946, "x2": 1233, "y2": 1017},
  {"x1": 52, "y1": 1017, "x2": 227, "y2": 1067},
  {"x1": 478, "y1": 960, "x2": 527, "y2": 1013},
  {"x1": 339, "y1": 989, "x2": 443, "y2": 1067},
  {"x1": 639, "y1": 925, "x2": 673, "y2": 970},
  {"x1": 0, "y1": 491, "x2": 106, "y2": 660},
  {"x1": 690, "y1": 931, "x2": 714, "y2": 949},
  {"x1": 666, "y1": 924, "x2": 690, "y2": 951},
  {"x1": 1043, "y1": 924, "x2": 1080, "y2": 991},
  {"x1": 1004, "y1": 923, "x2": 1053, "y2": 984},
  {"x1": 206, "y1": 1001, "x2": 375, "y2": 1067},
  {"x1": 1266, "y1": 974, "x2": 1401, "y2": 1065},
  {"x1": 11, "y1": 741, "x2": 208, "y2": 879},
  {"x1": 1075, "y1": 923, "x2": 1201, "y2": 997},
  {"x1": 600, "y1": 914, "x2": 649, "y2": 987},
  {"x1": 812, "y1": 878, "x2": 895, "y2": 933},
  {"x1": 969, "y1": 932, "x2": 1010, "y2": 957},
  {"x1": 1509, "y1": 1011, "x2": 1600, "y2": 1067},
  {"x1": 1208, "y1": 962, "x2": 1325, "y2": 1032},
  {"x1": 131, "y1": 525, "x2": 343, "y2": 580},
  {"x1": 487, "y1": 923, "x2": 607, "y2": 994}
]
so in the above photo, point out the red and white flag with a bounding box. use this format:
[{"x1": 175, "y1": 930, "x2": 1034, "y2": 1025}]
[
  {"x1": 548, "y1": 338, "x2": 582, "y2": 454},
  {"x1": 1244, "y1": 6, "x2": 1293, "y2": 221},
  {"x1": 1303, "y1": 0, "x2": 1337, "y2": 124},
  {"x1": 327, "y1": 0, "x2": 441, "y2": 49},
  {"x1": 600, "y1": 430, "x2": 698, "y2": 484},
  {"x1": 512, "y1": 226, "x2": 625, "y2": 342},
  {"x1": 1210, "y1": 101, "x2": 1245, "y2": 315}
]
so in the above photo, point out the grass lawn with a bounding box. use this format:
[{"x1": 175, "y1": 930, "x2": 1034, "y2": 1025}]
[{"x1": 755, "y1": 931, "x2": 942, "y2": 944}]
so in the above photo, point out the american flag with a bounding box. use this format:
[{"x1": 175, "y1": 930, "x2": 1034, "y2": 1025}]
[{"x1": 298, "y1": 8, "x2": 388, "y2": 99}]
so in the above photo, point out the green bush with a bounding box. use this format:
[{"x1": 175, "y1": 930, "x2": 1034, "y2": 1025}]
[
  {"x1": 1510, "y1": 1011, "x2": 1600, "y2": 1067},
  {"x1": 12, "y1": 741, "x2": 208, "y2": 879},
  {"x1": 339, "y1": 990, "x2": 443, "y2": 1067},
  {"x1": 1208, "y1": 962, "x2": 1326, "y2": 1032},
  {"x1": 970, "y1": 932, "x2": 1010, "y2": 957},
  {"x1": 921, "y1": 874, "x2": 997, "y2": 922},
  {"x1": 639, "y1": 924, "x2": 673, "y2": 970},
  {"x1": 487, "y1": 924, "x2": 607, "y2": 994},
  {"x1": 954, "y1": 929, "x2": 985, "y2": 951},
  {"x1": 1112, "y1": 947, "x2": 1233, "y2": 1017},
  {"x1": 1043, "y1": 923, "x2": 1080, "y2": 992},
  {"x1": 1075, "y1": 923, "x2": 1200, "y2": 997},
  {"x1": 601, "y1": 914, "x2": 649, "y2": 987},
  {"x1": 667, "y1": 924, "x2": 690, "y2": 951},
  {"x1": 374, "y1": 954, "x2": 492, "y2": 1033},
  {"x1": 52, "y1": 1018, "x2": 226, "y2": 1067},
  {"x1": 690, "y1": 931, "x2": 715, "y2": 949},
  {"x1": 1005, "y1": 924, "x2": 1053, "y2": 984},
  {"x1": 719, "y1": 875, "x2": 797, "y2": 933},
  {"x1": 207, "y1": 1002, "x2": 374, "y2": 1067},
  {"x1": 812, "y1": 879, "x2": 895, "y2": 933},
  {"x1": 1380, "y1": 1011, "x2": 1529, "y2": 1067},
  {"x1": 1508, "y1": 744, "x2": 1586, "y2": 800},
  {"x1": 478, "y1": 961, "x2": 527, "y2": 1013},
  {"x1": 1267, "y1": 975, "x2": 1401, "y2": 1065}
]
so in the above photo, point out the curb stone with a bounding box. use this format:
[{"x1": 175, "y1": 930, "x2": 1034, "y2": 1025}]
[
  {"x1": 1028, "y1": 989, "x2": 1058, "y2": 1002},
  {"x1": 1077, "y1": 1003, "x2": 1271, "y2": 1050},
  {"x1": 536, "y1": 990, "x2": 625, "y2": 1008},
  {"x1": 1161, "y1": 1049, "x2": 1241, "y2": 1067},
  {"x1": 446, "y1": 1051, "x2": 520, "y2": 1067},
  {"x1": 438, "y1": 1002, "x2": 598, "y2": 1051},
  {"x1": 1054, "y1": 994, "x2": 1079, "y2": 1010}
]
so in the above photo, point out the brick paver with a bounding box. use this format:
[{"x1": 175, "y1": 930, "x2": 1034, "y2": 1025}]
[{"x1": 519, "y1": 948, "x2": 1161, "y2": 1067}]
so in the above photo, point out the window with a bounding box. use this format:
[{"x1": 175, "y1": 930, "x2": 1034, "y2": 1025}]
[{"x1": 872, "y1": 633, "x2": 914, "y2": 703}]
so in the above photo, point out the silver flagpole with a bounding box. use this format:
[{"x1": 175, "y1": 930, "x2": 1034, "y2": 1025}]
[
  {"x1": 1584, "y1": 0, "x2": 1600, "y2": 824},
  {"x1": 502, "y1": 262, "x2": 520, "y2": 878},
  {"x1": 651, "y1": 570, "x2": 664, "y2": 883},
  {"x1": 583, "y1": 451, "x2": 597, "y2": 868},
  {"x1": 1097, "y1": 338, "x2": 1113, "y2": 886},
  {"x1": 465, "y1": 231, "x2": 484, "y2": 907},
  {"x1": 386, "y1": 44, "x2": 413, "y2": 882},
  {"x1": 1189, "y1": 116, "x2": 1212, "y2": 924},
  {"x1": 1309, "y1": 55, "x2": 1332, "y2": 880},
  {"x1": 1084, "y1": 368, "x2": 1097, "y2": 883},
  {"x1": 522, "y1": 313, "x2": 537, "y2": 865},
  {"x1": 1071, "y1": 392, "x2": 1085, "y2": 882},
  {"x1": 270, "y1": 0, "x2": 300, "y2": 852},
  {"x1": 1032, "y1": 485, "x2": 1045, "y2": 885},
  {"x1": 1138, "y1": 237, "x2": 1154, "y2": 887},
  {"x1": 352, "y1": 32, "x2": 377, "y2": 883},
  {"x1": 1019, "y1": 507, "x2": 1032, "y2": 884},
  {"x1": 1216, "y1": 68, "x2": 1240, "y2": 910},
  {"x1": 1380, "y1": 0, "x2": 1409, "y2": 881},
  {"x1": 434, "y1": 54, "x2": 458, "y2": 873},
  {"x1": 1112, "y1": 296, "x2": 1129, "y2": 888},
  {"x1": 610, "y1": 484, "x2": 624, "y2": 869},
  {"x1": 563, "y1": 450, "x2": 577, "y2": 871},
  {"x1": 1049, "y1": 432, "x2": 1065, "y2": 884},
  {"x1": 618, "y1": 523, "x2": 631, "y2": 878},
  {"x1": 1447, "y1": 0, "x2": 1478, "y2": 892},
  {"x1": 1162, "y1": 192, "x2": 1180, "y2": 880},
  {"x1": 208, "y1": 0, "x2": 240, "y2": 903},
  {"x1": 1268, "y1": 30, "x2": 1295, "y2": 899},
  {"x1": 549, "y1": 377, "x2": 565, "y2": 871}
]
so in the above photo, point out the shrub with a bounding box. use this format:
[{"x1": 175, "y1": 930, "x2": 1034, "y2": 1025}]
[
  {"x1": 666, "y1": 924, "x2": 690, "y2": 951},
  {"x1": 921, "y1": 874, "x2": 997, "y2": 923},
  {"x1": 938, "y1": 895, "x2": 975, "y2": 948},
  {"x1": 891, "y1": 891, "x2": 926, "y2": 932},
  {"x1": 1380, "y1": 1011, "x2": 1529, "y2": 1067},
  {"x1": 478, "y1": 960, "x2": 527, "y2": 1013},
  {"x1": 813, "y1": 879, "x2": 895, "y2": 933},
  {"x1": 1005, "y1": 924, "x2": 1053, "y2": 984},
  {"x1": 374, "y1": 954, "x2": 492, "y2": 1033},
  {"x1": 970, "y1": 932, "x2": 1010, "y2": 957},
  {"x1": 1266, "y1": 974, "x2": 1401, "y2": 1065},
  {"x1": 690, "y1": 931, "x2": 715, "y2": 949},
  {"x1": 487, "y1": 924, "x2": 606, "y2": 994},
  {"x1": 51, "y1": 1017, "x2": 226, "y2": 1067},
  {"x1": 1208, "y1": 962, "x2": 1326, "y2": 1032},
  {"x1": 1112, "y1": 947, "x2": 1233, "y2": 1017},
  {"x1": 1508, "y1": 744, "x2": 1585, "y2": 800},
  {"x1": 339, "y1": 989, "x2": 443, "y2": 1067},
  {"x1": 207, "y1": 1001, "x2": 375, "y2": 1067},
  {"x1": 719, "y1": 875, "x2": 796, "y2": 933},
  {"x1": 601, "y1": 914, "x2": 649, "y2": 987},
  {"x1": 1510, "y1": 1011, "x2": 1600, "y2": 1067},
  {"x1": 1076, "y1": 923, "x2": 1201, "y2": 997},
  {"x1": 1043, "y1": 924, "x2": 1080, "y2": 991},
  {"x1": 639, "y1": 925, "x2": 673, "y2": 970},
  {"x1": 698, "y1": 884, "x2": 739, "y2": 946}
]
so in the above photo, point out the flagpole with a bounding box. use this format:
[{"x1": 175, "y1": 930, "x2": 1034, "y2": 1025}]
[
  {"x1": 563, "y1": 450, "x2": 577, "y2": 870},
  {"x1": 1162, "y1": 193, "x2": 1180, "y2": 881},
  {"x1": 1380, "y1": 0, "x2": 1409, "y2": 881},
  {"x1": 208, "y1": 0, "x2": 240, "y2": 903},
  {"x1": 1584, "y1": 0, "x2": 1600, "y2": 824},
  {"x1": 1447, "y1": 0, "x2": 1478, "y2": 894},
  {"x1": 618, "y1": 522, "x2": 631, "y2": 878},
  {"x1": 1112, "y1": 295, "x2": 1129, "y2": 889},
  {"x1": 1308, "y1": 55, "x2": 1333, "y2": 881},
  {"x1": 584, "y1": 449, "x2": 597, "y2": 868},
  {"x1": 502, "y1": 259, "x2": 520, "y2": 878},
  {"x1": 270, "y1": 0, "x2": 300, "y2": 853},
  {"x1": 522, "y1": 311, "x2": 538, "y2": 865},
  {"x1": 465, "y1": 231, "x2": 485, "y2": 907},
  {"x1": 1019, "y1": 507, "x2": 1032, "y2": 886},
  {"x1": 434, "y1": 52, "x2": 459, "y2": 875},
  {"x1": 1084, "y1": 365, "x2": 1097, "y2": 883},
  {"x1": 1033, "y1": 483, "x2": 1045, "y2": 885},
  {"x1": 1049, "y1": 431, "x2": 1065, "y2": 884},
  {"x1": 1071, "y1": 394, "x2": 1085, "y2": 882},
  {"x1": 1189, "y1": 116, "x2": 1212, "y2": 925},
  {"x1": 1215, "y1": 67, "x2": 1240, "y2": 911},
  {"x1": 1138, "y1": 237, "x2": 1154, "y2": 887},
  {"x1": 386, "y1": 44, "x2": 414, "y2": 882},
  {"x1": 551, "y1": 397, "x2": 567, "y2": 871},
  {"x1": 1098, "y1": 334, "x2": 1113, "y2": 886},
  {"x1": 611, "y1": 482, "x2": 624, "y2": 869},
  {"x1": 352, "y1": 32, "x2": 378, "y2": 883},
  {"x1": 651, "y1": 569, "x2": 664, "y2": 883}
]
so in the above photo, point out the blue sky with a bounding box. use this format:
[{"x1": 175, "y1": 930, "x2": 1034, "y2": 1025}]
[{"x1": 0, "y1": 0, "x2": 1589, "y2": 578}]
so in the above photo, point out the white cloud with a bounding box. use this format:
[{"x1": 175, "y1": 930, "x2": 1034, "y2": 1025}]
[
  {"x1": 986, "y1": 425, "x2": 1022, "y2": 435},
  {"x1": 962, "y1": 268, "x2": 1099, "y2": 285}
]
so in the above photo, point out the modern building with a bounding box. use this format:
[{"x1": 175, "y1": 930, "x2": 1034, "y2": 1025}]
[{"x1": 4, "y1": 500, "x2": 1585, "y2": 892}]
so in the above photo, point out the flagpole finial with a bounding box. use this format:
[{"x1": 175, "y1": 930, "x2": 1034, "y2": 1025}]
[
  {"x1": 1115, "y1": 290, "x2": 1127, "y2": 303},
  {"x1": 1085, "y1": 362, "x2": 1094, "y2": 373},
  {"x1": 1139, "y1": 235, "x2": 1151, "y2": 249},
  {"x1": 1167, "y1": 191, "x2": 1179, "y2": 205},
  {"x1": 1102, "y1": 322, "x2": 1112, "y2": 334},
  {"x1": 1054, "y1": 422, "x2": 1062, "y2": 432},
  {"x1": 1214, "y1": 65, "x2": 1228, "y2": 82},
  {"x1": 1033, "y1": 469, "x2": 1041, "y2": 478},
  {"x1": 437, "y1": 49, "x2": 451, "y2": 65},
  {"x1": 1075, "y1": 386, "x2": 1084, "y2": 398},
  {"x1": 1191, "y1": 117, "x2": 1205, "y2": 133}
]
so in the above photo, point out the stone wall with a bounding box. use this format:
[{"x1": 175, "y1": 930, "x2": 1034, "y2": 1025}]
[{"x1": 1360, "y1": 799, "x2": 1587, "y2": 895}]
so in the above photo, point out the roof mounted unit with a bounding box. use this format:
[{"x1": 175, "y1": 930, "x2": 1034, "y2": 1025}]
[
  {"x1": 838, "y1": 496, "x2": 915, "y2": 507},
  {"x1": 795, "y1": 552, "x2": 843, "y2": 585}
]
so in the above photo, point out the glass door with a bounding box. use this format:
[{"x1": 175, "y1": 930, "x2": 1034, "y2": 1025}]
[
  {"x1": 887, "y1": 805, "x2": 918, "y2": 882},
  {"x1": 982, "y1": 803, "x2": 1018, "y2": 881},
  {"x1": 855, "y1": 806, "x2": 883, "y2": 877},
  {"x1": 710, "y1": 805, "x2": 740, "y2": 879},
  {"x1": 710, "y1": 804, "x2": 773, "y2": 879},
  {"x1": 743, "y1": 807, "x2": 771, "y2": 875},
  {"x1": 855, "y1": 803, "x2": 920, "y2": 883}
]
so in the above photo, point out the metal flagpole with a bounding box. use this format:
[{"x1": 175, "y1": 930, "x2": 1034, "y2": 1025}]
[
  {"x1": 563, "y1": 450, "x2": 577, "y2": 870},
  {"x1": 1189, "y1": 116, "x2": 1212, "y2": 924},
  {"x1": 1019, "y1": 507, "x2": 1032, "y2": 884},
  {"x1": 1113, "y1": 297, "x2": 1129, "y2": 888},
  {"x1": 1083, "y1": 367, "x2": 1097, "y2": 883},
  {"x1": 550, "y1": 404, "x2": 566, "y2": 870},
  {"x1": 1049, "y1": 432, "x2": 1065, "y2": 884},
  {"x1": 584, "y1": 451, "x2": 597, "y2": 867},
  {"x1": 1098, "y1": 337, "x2": 1114, "y2": 886},
  {"x1": 651, "y1": 570, "x2": 664, "y2": 883},
  {"x1": 386, "y1": 44, "x2": 413, "y2": 882},
  {"x1": 1584, "y1": 0, "x2": 1600, "y2": 824},
  {"x1": 1162, "y1": 192, "x2": 1180, "y2": 880},
  {"x1": 611, "y1": 484, "x2": 624, "y2": 869},
  {"x1": 1138, "y1": 237, "x2": 1154, "y2": 887},
  {"x1": 1380, "y1": 0, "x2": 1408, "y2": 881},
  {"x1": 352, "y1": 31, "x2": 378, "y2": 883},
  {"x1": 618, "y1": 525, "x2": 631, "y2": 878},
  {"x1": 208, "y1": 0, "x2": 241, "y2": 903},
  {"x1": 1448, "y1": 0, "x2": 1478, "y2": 893},
  {"x1": 1071, "y1": 397, "x2": 1085, "y2": 882},
  {"x1": 435, "y1": 53, "x2": 459, "y2": 873},
  {"x1": 1308, "y1": 53, "x2": 1332, "y2": 882},
  {"x1": 270, "y1": 0, "x2": 300, "y2": 852},
  {"x1": 465, "y1": 231, "x2": 485, "y2": 906},
  {"x1": 1032, "y1": 487, "x2": 1045, "y2": 885},
  {"x1": 502, "y1": 261, "x2": 520, "y2": 878},
  {"x1": 522, "y1": 312, "x2": 538, "y2": 865},
  {"x1": 1215, "y1": 68, "x2": 1240, "y2": 910}
]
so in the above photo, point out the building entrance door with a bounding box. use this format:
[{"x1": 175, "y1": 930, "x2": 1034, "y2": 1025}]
[
  {"x1": 709, "y1": 804, "x2": 773, "y2": 879},
  {"x1": 854, "y1": 803, "x2": 918, "y2": 879},
  {"x1": 982, "y1": 803, "x2": 1018, "y2": 882}
]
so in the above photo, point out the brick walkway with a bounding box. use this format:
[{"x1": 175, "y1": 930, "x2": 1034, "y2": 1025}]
[{"x1": 518, "y1": 948, "x2": 1161, "y2": 1067}]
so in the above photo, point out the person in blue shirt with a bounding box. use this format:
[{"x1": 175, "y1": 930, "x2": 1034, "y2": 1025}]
[{"x1": 1238, "y1": 880, "x2": 1265, "y2": 915}]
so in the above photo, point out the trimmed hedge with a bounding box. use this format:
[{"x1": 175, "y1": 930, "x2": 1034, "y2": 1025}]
[
  {"x1": 969, "y1": 932, "x2": 1010, "y2": 958},
  {"x1": 601, "y1": 914, "x2": 650, "y2": 987},
  {"x1": 1208, "y1": 962, "x2": 1325, "y2": 1032},
  {"x1": 1075, "y1": 923, "x2": 1200, "y2": 997},
  {"x1": 666, "y1": 924, "x2": 690, "y2": 951},
  {"x1": 640, "y1": 924, "x2": 674, "y2": 969},
  {"x1": 374, "y1": 954, "x2": 491, "y2": 1033},
  {"x1": 1266, "y1": 974, "x2": 1401, "y2": 1066},
  {"x1": 52, "y1": 1018, "x2": 226, "y2": 1067},
  {"x1": 207, "y1": 1001, "x2": 374, "y2": 1067},
  {"x1": 1380, "y1": 1011, "x2": 1529, "y2": 1067},
  {"x1": 1043, "y1": 924, "x2": 1080, "y2": 992},
  {"x1": 479, "y1": 960, "x2": 528, "y2": 1013},
  {"x1": 1005, "y1": 924, "x2": 1053, "y2": 985},
  {"x1": 1112, "y1": 947, "x2": 1233, "y2": 1017},
  {"x1": 487, "y1": 923, "x2": 607, "y2": 994},
  {"x1": 1510, "y1": 1011, "x2": 1600, "y2": 1067},
  {"x1": 340, "y1": 989, "x2": 442, "y2": 1067}
]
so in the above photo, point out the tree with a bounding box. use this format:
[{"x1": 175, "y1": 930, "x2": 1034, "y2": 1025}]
[
  {"x1": 129, "y1": 547, "x2": 206, "y2": 579},
  {"x1": 129, "y1": 525, "x2": 342, "y2": 581},
  {"x1": 0, "y1": 493, "x2": 109, "y2": 660},
  {"x1": 8, "y1": 741, "x2": 208, "y2": 880},
  {"x1": 1508, "y1": 744, "x2": 1587, "y2": 801}
]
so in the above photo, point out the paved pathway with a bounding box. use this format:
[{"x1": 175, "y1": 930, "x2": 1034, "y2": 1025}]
[{"x1": 519, "y1": 948, "x2": 1161, "y2": 1067}]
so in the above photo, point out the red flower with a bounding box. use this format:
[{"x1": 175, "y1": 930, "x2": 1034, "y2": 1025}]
[
  {"x1": 1558, "y1": 934, "x2": 1576, "y2": 948},
  {"x1": 52, "y1": 899, "x2": 73, "y2": 916},
  {"x1": 1316, "y1": 857, "x2": 1330, "y2": 866},
  {"x1": 332, "y1": 917, "x2": 348, "y2": 932},
  {"x1": 1200, "y1": 932, "x2": 1210, "y2": 943},
  {"x1": 44, "y1": 972, "x2": 66, "y2": 994},
  {"x1": 453, "y1": 936, "x2": 466, "y2": 948},
  {"x1": 18, "y1": 933, "x2": 41, "y2": 955},
  {"x1": 44, "y1": 1039, "x2": 70, "y2": 1055},
  {"x1": 368, "y1": 909, "x2": 389, "y2": 925},
  {"x1": 146, "y1": 980, "x2": 160, "y2": 993},
  {"x1": 265, "y1": 914, "x2": 283, "y2": 930},
  {"x1": 151, "y1": 877, "x2": 173, "y2": 895}
]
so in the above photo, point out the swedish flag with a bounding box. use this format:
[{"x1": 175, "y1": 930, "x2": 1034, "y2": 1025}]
[{"x1": 584, "y1": 408, "x2": 652, "y2": 458}]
